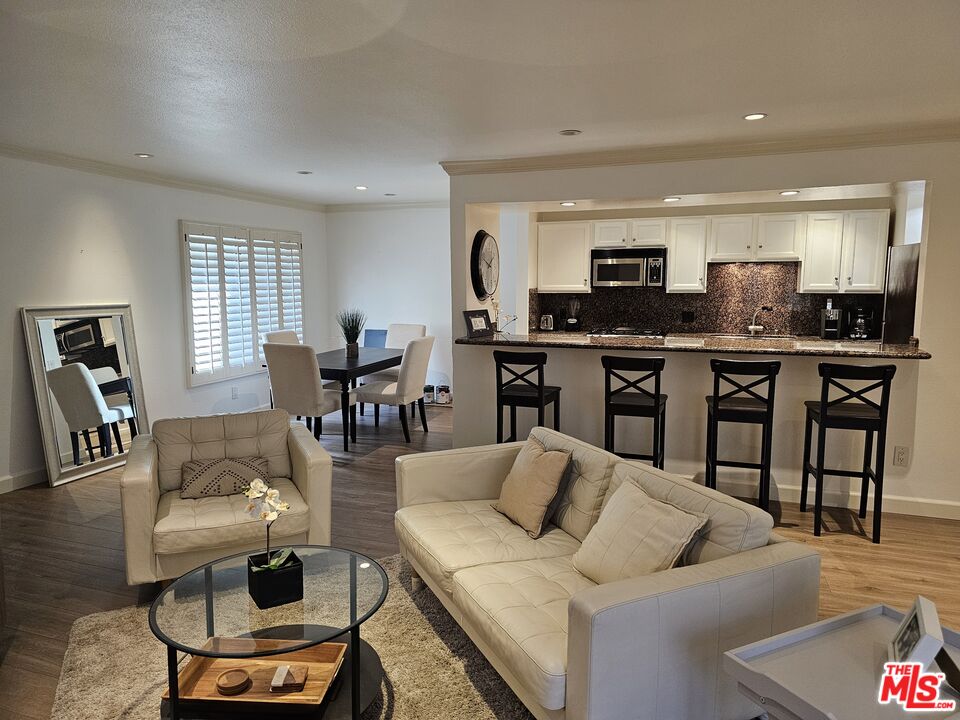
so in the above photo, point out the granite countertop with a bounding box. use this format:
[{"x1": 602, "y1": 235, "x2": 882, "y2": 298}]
[{"x1": 455, "y1": 332, "x2": 932, "y2": 359}]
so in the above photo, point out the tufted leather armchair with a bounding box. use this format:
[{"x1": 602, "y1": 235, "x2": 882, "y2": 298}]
[{"x1": 120, "y1": 409, "x2": 331, "y2": 584}]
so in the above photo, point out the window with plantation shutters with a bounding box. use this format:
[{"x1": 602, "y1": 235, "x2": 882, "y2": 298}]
[{"x1": 180, "y1": 221, "x2": 304, "y2": 386}]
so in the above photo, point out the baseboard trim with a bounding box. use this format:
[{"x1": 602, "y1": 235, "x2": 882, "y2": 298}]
[
  {"x1": 714, "y1": 476, "x2": 960, "y2": 521},
  {"x1": 0, "y1": 467, "x2": 48, "y2": 494}
]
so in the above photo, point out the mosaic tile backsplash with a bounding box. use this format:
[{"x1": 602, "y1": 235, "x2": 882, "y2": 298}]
[{"x1": 531, "y1": 262, "x2": 885, "y2": 336}]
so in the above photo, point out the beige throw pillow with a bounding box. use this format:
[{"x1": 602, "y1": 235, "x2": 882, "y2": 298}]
[
  {"x1": 180, "y1": 457, "x2": 269, "y2": 499},
  {"x1": 573, "y1": 480, "x2": 708, "y2": 584},
  {"x1": 493, "y1": 438, "x2": 571, "y2": 539}
]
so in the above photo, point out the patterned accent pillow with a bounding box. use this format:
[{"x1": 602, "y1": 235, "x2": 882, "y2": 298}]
[{"x1": 180, "y1": 457, "x2": 270, "y2": 499}]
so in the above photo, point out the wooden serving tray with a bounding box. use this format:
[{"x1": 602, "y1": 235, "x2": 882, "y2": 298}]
[{"x1": 163, "y1": 638, "x2": 347, "y2": 709}]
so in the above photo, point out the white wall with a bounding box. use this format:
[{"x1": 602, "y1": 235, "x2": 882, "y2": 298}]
[
  {"x1": 0, "y1": 154, "x2": 328, "y2": 491},
  {"x1": 324, "y1": 205, "x2": 452, "y2": 388},
  {"x1": 449, "y1": 141, "x2": 960, "y2": 517}
]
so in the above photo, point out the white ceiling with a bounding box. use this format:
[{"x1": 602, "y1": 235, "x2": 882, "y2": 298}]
[{"x1": 1, "y1": 1, "x2": 959, "y2": 206}]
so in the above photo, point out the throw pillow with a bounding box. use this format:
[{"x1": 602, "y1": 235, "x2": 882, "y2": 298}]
[
  {"x1": 573, "y1": 480, "x2": 708, "y2": 584},
  {"x1": 492, "y1": 438, "x2": 571, "y2": 539},
  {"x1": 180, "y1": 457, "x2": 270, "y2": 499}
]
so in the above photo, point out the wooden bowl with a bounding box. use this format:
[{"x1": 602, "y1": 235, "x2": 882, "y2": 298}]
[{"x1": 216, "y1": 668, "x2": 251, "y2": 696}]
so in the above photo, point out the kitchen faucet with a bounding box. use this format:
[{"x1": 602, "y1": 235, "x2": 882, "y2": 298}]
[{"x1": 748, "y1": 306, "x2": 773, "y2": 336}]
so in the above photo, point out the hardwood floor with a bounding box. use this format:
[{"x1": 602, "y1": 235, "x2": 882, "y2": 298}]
[{"x1": 0, "y1": 403, "x2": 958, "y2": 719}]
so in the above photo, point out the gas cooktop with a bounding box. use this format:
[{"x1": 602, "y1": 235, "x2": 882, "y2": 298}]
[{"x1": 587, "y1": 327, "x2": 666, "y2": 338}]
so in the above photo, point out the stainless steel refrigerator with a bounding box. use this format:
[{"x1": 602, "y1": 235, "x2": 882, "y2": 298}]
[{"x1": 882, "y1": 244, "x2": 920, "y2": 344}]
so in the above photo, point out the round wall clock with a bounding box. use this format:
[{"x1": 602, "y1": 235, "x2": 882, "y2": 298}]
[{"x1": 470, "y1": 229, "x2": 500, "y2": 301}]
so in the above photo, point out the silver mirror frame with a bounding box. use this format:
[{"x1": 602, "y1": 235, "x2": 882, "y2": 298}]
[{"x1": 21, "y1": 304, "x2": 148, "y2": 487}]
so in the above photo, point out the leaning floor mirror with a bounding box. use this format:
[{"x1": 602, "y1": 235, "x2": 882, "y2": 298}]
[{"x1": 21, "y1": 305, "x2": 148, "y2": 486}]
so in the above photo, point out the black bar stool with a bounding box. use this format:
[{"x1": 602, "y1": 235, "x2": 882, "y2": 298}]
[
  {"x1": 800, "y1": 363, "x2": 897, "y2": 543},
  {"x1": 601, "y1": 355, "x2": 667, "y2": 469},
  {"x1": 494, "y1": 351, "x2": 561, "y2": 443},
  {"x1": 705, "y1": 359, "x2": 781, "y2": 512}
]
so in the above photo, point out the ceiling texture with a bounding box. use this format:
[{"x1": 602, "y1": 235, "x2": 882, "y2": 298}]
[{"x1": 1, "y1": 0, "x2": 959, "y2": 206}]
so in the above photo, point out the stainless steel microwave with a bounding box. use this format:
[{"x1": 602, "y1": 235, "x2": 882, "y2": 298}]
[{"x1": 591, "y1": 248, "x2": 665, "y2": 287}]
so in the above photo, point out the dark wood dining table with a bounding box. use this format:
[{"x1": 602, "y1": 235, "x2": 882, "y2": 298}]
[{"x1": 316, "y1": 347, "x2": 404, "y2": 451}]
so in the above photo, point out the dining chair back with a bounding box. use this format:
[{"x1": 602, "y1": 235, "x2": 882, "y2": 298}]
[
  {"x1": 47, "y1": 363, "x2": 114, "y2": 431},
  {"x1": 396, "y1": 336, "x2": 435, "y2": 404},
  {"x1": 263, "y1": 343, "x2": 326, "y2": 418},
  {"x1": 264, "y1": 329, "x2": 301, "y2": 344},
  {"x1": 385, "y1": 323, "x2": 426, "y2": 349}
]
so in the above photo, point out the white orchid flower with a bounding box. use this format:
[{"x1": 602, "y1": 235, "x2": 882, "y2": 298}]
[{"x1": 265, "y1": 488, "x2": 279, "y2": 500}]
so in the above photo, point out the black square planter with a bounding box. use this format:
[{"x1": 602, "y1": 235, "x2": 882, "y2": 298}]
[{"x1": 247, "y1": 550, "x2": 304, "y2": 610}]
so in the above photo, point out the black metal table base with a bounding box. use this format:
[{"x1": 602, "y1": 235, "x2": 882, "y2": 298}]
[{"x1": 162, "y1": 630, "x2": 383, "y2": 720}]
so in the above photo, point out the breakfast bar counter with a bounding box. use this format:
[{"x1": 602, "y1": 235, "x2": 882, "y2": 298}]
[{"x1": 455, "y1": 331, "x2": 931, "y2": 360}]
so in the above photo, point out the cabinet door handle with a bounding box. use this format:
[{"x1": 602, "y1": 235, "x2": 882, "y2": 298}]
[
  {"x1": 622, "y1": 238, "x2": 626, "y2": 243},
  {"x1": 834, "y1": 277, "x2": 839, "y2": 287},
  {"x1": 758, "y1": 244, "x2": 763, "y2": 248},
  {"x1": 847, "y1": 276, "x2": 852, "y2": 284},
  {"x1": 747, "y1": 245, "x2": 751, "y2": 249}
]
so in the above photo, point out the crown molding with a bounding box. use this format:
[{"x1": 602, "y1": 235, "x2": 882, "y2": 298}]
[
  {"x1": 0, "y1": 142, "x2": 326, "y2": 212},
  {"x1": 440, "y1": 121, "x2": 960, "y2": 176},
  {"x1": 324, "y1": 200, "x2": 449, "y2": 213}
]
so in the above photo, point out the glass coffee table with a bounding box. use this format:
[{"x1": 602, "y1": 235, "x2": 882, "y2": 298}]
[{"x1": 149, "y1": 545, "x2": 388, "y2": 720}]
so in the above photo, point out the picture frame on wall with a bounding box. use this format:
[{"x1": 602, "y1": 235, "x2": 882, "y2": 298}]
[{"x1": 463, "y1": 309, "x2": 494, "y2": 338}]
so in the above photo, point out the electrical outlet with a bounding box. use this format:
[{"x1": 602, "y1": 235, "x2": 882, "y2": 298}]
[
  {"x1": 231, "y1": 386, "x2": 239, "y2": 400},
  {"x1": 893, "y1": 445, "x2": 909, "y2": 467}
]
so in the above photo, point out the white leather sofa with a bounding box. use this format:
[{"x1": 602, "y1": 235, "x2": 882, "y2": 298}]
[
  {"x1": 121, "y1": 409, "x2": 332, "y2": 584},
  {"x1": 395, "y1": 427, "x2": 821, "y2": 720}
]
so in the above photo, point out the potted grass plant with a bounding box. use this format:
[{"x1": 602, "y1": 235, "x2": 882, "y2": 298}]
[
  {"x1": 243, "y1": 479, "x2": 303, "y2": 609},
  {"x1": 337, "y1": 308, "x2": 366, "y2": 358}
]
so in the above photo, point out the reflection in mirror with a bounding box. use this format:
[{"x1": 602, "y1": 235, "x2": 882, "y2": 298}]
[{"x1": 22, "y1": 306, "x2": 147, "y2": 486}]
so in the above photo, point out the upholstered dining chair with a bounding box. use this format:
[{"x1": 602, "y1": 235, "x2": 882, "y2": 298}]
[
  {"x1": 264, "y1": 329, "x2": 301, "y2": 344},
  {"x1": 360, "y1": 323, "x2": 427, "y2": 418},
  {"x1": 263, "y1": 342, "x2": 356, "y2": 439},
  {"x1": 355, "y1": 335, "x2": 435, "y2": 442},
  {"x1": 47, "y1": 363, "x2": 138, "y2": 465}
]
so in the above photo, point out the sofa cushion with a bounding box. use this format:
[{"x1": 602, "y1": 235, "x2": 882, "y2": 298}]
[
  {"x1": 154, "y1": 478, "x2": 308, "y2": 555},
  {"x1": 530, "y1": 427, "x2": 618, "y2": 542},
  {"x1": 573, "y1": 481, "x2": 708, "y2": 584},
  {"x1": 493, "y1": 437, "x2": 570, "y2": 539},
  {"x1": 395, "y1": 500, "x2": 581, "y2": 595},
  {"x1": 606, "y1": 462, "x2": 773, "y2": 564},
  {"x1": 153, "y1": 410, "x2": 291, "y2": 493},
  {"x1": 452, "y1": 556, "x2": 595, "y2": 711}
]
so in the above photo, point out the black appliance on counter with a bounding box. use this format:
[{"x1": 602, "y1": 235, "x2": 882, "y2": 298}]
[
  {"x1": 591, "y1": 248, "x2": 665, "y2": 288},
  {"x1": 845, "y1": 306, "x2": 877, "y2": 340},
  {"x1": 820, "y1": 307, "x2": 842, "y2": 339}
]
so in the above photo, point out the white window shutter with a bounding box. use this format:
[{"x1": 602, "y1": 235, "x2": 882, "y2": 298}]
[
  {"x1": 185, "y1": 229, "x2": 224, "y2": 377},
  {"x1": 182, "y1": 222, "x2": 303, "y2": 386},
  {"x1": 222, "y1": 231, "x2": 255, "y2": 369},
  {"x1": 279, "y1": 233, "x2": 304, "y2": 341}
]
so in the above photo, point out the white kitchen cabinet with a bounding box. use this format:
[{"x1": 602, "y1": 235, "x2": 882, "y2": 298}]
[
  {"x1": 593, "y1": 220, "x2": 629, "y2": 247},
  {"x1": 630, "y1": 218, "x2": 667, "y2": 247},
  {"x1": 756, "y1": 213, "x2": 805, "y2": 261},
  {"x1": 799, "y1": 210, "x2": 889, "y2": 293},
  {"x1": 799, "y1": 213, "x2": 845, "y2": 292},
  {"x1": 840, "y1": 210, "x2": 890, "y2": 293},
  {"x1": 538, "y1": 222, "x2": 592, "y2": 293},
  {"x1": 666, "y1": 217, "x2": 708, "y2": 293},
  {"x1": 708, "y1": 215, "x2": 755, "y2": 262}
]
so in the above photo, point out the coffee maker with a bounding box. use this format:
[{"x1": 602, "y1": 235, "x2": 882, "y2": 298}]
[
  {"x1": 564, "y1": 298, "x2": 582, "y2": 332},
  {"x1": 820, "y1": 301, "x2": 842, "y2": 340},
  {"x1": 845, "y1": 306, "x2": 875, "y2": 340}
]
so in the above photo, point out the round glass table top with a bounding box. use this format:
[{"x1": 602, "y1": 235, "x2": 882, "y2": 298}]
[{"x1": 148, "y1": 545, "x2": 388, "y2": 658}]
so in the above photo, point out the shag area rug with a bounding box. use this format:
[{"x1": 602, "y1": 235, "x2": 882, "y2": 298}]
[{"x1": 51, "y1": 555, "x2": 534, "y2": 719}]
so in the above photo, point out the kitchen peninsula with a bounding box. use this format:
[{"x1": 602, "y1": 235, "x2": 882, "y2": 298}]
[{"x1": 456, "y1": 331, "x2": 931, "y2": 359}]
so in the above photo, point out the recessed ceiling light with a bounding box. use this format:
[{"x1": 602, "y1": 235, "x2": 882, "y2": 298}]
[
  {"x1": 558, "y1": 129, "x2": 582, "y2": 136},
  {"x1": 743, "y1": 112, "x2": 767, "y2": 121},
  {"x1": 560, "y1": 201, "x2": 576, "y2": 207},
  {"x1": 134, "y1": 153, "x2": 153, "y2": 158},
  {"x1": 779, "y1": 189, "x2": 800, "y2": 196},
  {"x1": 384, "y1": 193, "x2": 396, "y2": 197},
  {"x1": 296, "y1": 170, "x2": 313, "y2": 175},
  {"x1": 355, "y1": 185, "x2": 368, "y2": 191},
  {"x1": 663, "y1": 196, "x2": 682, "y2": 203}
]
